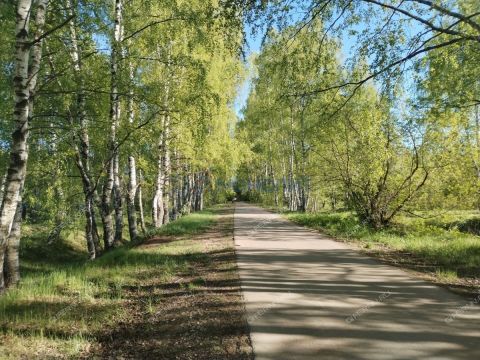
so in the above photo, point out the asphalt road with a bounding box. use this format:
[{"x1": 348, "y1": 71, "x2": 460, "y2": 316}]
[{"x1": 234, "y1": 202, "x2": 480, "y2": 360}]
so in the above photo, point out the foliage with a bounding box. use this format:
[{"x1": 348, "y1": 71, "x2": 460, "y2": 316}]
[
  {"x1": 237, "y1": 1, "x2": 480, "y2": 229},
  {"x1": 0, "y1": 0, "x2": 245, "y2": 262}
]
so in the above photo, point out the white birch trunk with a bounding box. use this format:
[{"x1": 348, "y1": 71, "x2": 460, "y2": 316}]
[
  {"x1": 272, "y1": 168, "x2": 279, "y2": 207},
  {"x1": 112, "y1": 0, "x2": 124, "y2": 245},
  {"x1": 0, "y1": 174, "x2": 6, "y2": 203},
  {"x1": 161, "y1": 48, "x2": 172, "y2": 224},
  {"x1": 5, "y1": 184, "x2": 23, "y2": 287},
  {"x1": 153, "y1": 131, "x2": 165, "y2": 227},
  {"x1": 0, "y1": 0, "x2": 48, "y2": 290},
  {"x1": 103, "y1": 0, "x2": 123, "y2": 248},
  {"x1": 127, "y1": 156, "x2": 138, "y2": 241},
  {"x1": 126, "y1": 56, "x2": 138, "y2": 241},
  {"x1": 162, "y1": 112, "x2": 171, "y2": 224},
  {"x1": 64, "y1": 0, "x2": 101, "y2": 257},
  {"x1": 184, "y1": 170, "x2": 194, "y2": 214},
  {"x1": 137, "y1": 169, "x2": 146, "y2": 233}
]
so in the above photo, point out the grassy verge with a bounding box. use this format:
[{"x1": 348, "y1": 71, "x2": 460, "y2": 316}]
[
  {"x1": 285, "y1": 210, "x2": 480, "y2": 292},
  {"x1": 0, "y1": 205, "x2": 253, "y2": 359},
  {"x1": 145, "y1": 210, "x2": 216, "y2": 238}
]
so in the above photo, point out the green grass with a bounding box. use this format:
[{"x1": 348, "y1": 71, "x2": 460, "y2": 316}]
[
  {"x1": 145, "y1": 210, "x2": 215, "y2": 237},
  {"x1": 0, "y1": 209, "x2": 217, "y2": 358},
  {"x1": 287, "y1": 210, "x2": 480, "y2": 281}
]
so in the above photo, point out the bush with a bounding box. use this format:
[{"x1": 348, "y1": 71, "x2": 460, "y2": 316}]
[{"x1": 456, "y1": 218, "x2": 480, "y2": 235}]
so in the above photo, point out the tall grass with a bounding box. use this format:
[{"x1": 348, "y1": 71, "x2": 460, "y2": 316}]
[
  {"x1": 287, "y1": 210, "x2": 480, "y2": 279},
  {"x1": 0, "y1": 209, "x2": 216, "y2": 358},
  {"x1": 145, "y1": 210, "x2": 215, "y2": 237}
]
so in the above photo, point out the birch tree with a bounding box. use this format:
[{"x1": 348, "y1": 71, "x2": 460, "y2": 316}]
[
  {"x1": 101, "y1": 0, "x2": 123, "y2": 249},
  {"x1": 63, "y1": 0, "x2": 102, "y2": 258},
  {"x1": 126, "y1": 44, "x2": 138, "y2": 241},
  {"x1": 0, "y1": 0, "x2": 245, "y2": 289},
  {"x1": 0, "y1": 0, "x2": 49, "y2": 290}
]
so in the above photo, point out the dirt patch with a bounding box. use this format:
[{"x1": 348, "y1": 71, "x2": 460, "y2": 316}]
[{"x1": 86, "y1": 205, "x2": 253, "y2": 359}]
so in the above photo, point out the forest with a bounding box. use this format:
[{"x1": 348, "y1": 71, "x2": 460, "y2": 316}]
[{"x1": 0, "y1": 0, "x2": 479, "y2": 358}]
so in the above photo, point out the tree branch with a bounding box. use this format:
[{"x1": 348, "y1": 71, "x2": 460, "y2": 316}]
[{"x1": 29, "y1": 15, "x2": 75, "y2": 46}]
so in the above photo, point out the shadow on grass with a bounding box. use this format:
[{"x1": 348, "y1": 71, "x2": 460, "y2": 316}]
[
  {"x1": 19, "y1": 230, "x2": 88, "y2": 276},
  {"x1": 0, "y1": 205, "x2": 253, "y2": 359},
  {"x1": 142, "y1": 210, "x2": 215, "y2": 238},
  {"x1": 1, "y1": 209, "x2": 216, "y2": 331},
  {"x1": 92, "y1": 248, "x2": 253, "y2": 359},
  {"x1": 426, "y1": 217, "x2": 480, "y2": 236}
]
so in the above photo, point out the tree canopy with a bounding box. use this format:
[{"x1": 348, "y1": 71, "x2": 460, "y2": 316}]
[{"x1": 0, "y1": 0, "x2": 479, "y2": 290}]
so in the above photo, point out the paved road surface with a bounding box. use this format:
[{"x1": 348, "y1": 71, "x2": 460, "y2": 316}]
[{"x1": 234, "y1": 202, "x2": 480, "y2": 360}]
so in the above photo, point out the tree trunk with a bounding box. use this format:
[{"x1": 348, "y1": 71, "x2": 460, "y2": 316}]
[
  {"x1": 193, "y1": 173, "x2": 199, "y2": 211},
  {"x1": 113, "y1": 156, "x2": 123, "y2": 244},
  {"x1": 112, "y1": 0, "x2": 124, "y2": 246},
  {"x1": 297, "y1": 108, "x2": 309, "y2": 213},
  {"x1": 172, "y1": 185, "x2": 178, "y2": 220},
  {"x1": 162, "y1": 113, "x2": 171, "y2": 224},
  {"x1": 0, "y1": 174, "x2": 6, "y2": 202},
  {"x1": 83, "y1": 196, "x2": 97, "y2": 258},
  {"x1": 282, "y1": 171, "x2": 288, "y2": 206},
  {"x1": 193, "y1": 172, "x2": 205, "y2": 211},
  {"x1": 0, "y1": 0, "x2": 48, "y2": 290},
  {"x1": 288, "y1": 156, "x2": 295, "y2": 211},
  {"x1": 199, "y1": 175, "x2": 205, "y2": 211},
  {"x1": 183, "y1": 169, "x2": 194, "y2": 214},
  {"x1": 176, "y1": 176, "x2": 183, "y2": 217},
  {"x1": 126, "y1": 56, "x2": 138, "y2": 241},
  {"x1": 181, "y1": 170, "x2": 188, "y2": 214},
  {"x1": 71, "y1": 132, "x2": 101, "y2": 258},
  {"x1": 161, "y1": 50, "x2": 171, "y2": 224},
  {"x1": 127, "y1": 156, "x2": 138, "y2": 241},
  {"x1": 153, "y1": 134, "x2": 165, "y2": 227},
  {"x1": 101, "y1": 165, "x2": 114, "y2": 249},
  {"x1": 475, "y1": 105, "x2": 480, "y2": 209},
  {"x1": 137, "y1": 169, "x2": 146, "y2": 233},
  {"x1": 269, "y1": 163, "x2": 278, "y2": 207},
  {"x1": 5, "y1": 185, "x2": 23, "y2": 287},
  {"x1": 47, "y1": 184, "x2": 65, "y2": 243},
  {"x1": 48, "y1": 118, "x2": 65, "y2": 241},
  {"x1": 171, "y1": 149, "x2": 179, "y2": 220},
  {"x1": 103, "y1": 0, "x2": 123, "y2": 248},
  {"x1": 64, "y1": 0, "x2": 100, "y2": 257}
]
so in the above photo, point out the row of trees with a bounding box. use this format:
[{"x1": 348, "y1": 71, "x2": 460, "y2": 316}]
[
  {"x1": 237, "y1": 1, "x2": 480, "y2": 228},
  {"x1": 0, "y1": 0, "x2": 245, "y2": 291},
  {"x1": 1, "y1": 0, "x2": 478, "y2": 292}
]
